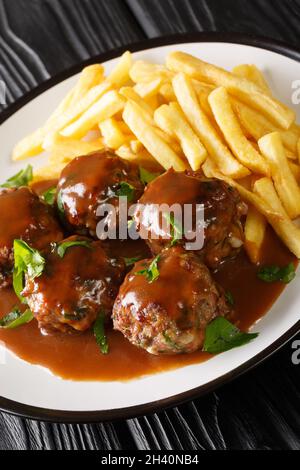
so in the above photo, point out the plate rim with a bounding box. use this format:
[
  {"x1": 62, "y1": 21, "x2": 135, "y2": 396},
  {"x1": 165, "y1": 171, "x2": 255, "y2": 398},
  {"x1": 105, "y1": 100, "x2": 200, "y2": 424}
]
[{"x1": 0, "y1": 31, "x2": 300, "y2": 423}]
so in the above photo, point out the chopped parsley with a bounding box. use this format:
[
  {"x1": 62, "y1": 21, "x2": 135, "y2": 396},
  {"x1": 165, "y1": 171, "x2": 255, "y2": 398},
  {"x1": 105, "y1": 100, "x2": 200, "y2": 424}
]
[
  {"x1": 0, "y1": 308, "x2": 33, "y2": 329},
  {"x1": 257, "y1": 263, "x2": 296, "y2": 284},
  {"x1": 55, "y1": 240, "x2": 92, "y2": 258},
  {"x1": 117, "y1": 182, "x2": 135, "y2": 202},
  {"x1": 93, "y1": 313, "x2": 109, "y2": 355},
  {"x1": 163, "y1": 212, "x2": 183, "y2": 247},
  {"x1": 41, "y1": 186, "x2": 56, "y2": 206},
  {"x1": 13, "y1": 240, "x2": 45, "y2": 302},
  {"x1": 139, "y1": 167, "x2": 159, "y2": 185},
  {"x1": 136, "y1": 254, "x2": 161, "y2": 283},
  {"x1": 1, "y1": 165, "x2": 33, "y2": 189},
  {"x1": 203, "y1": 317, "x2": 259, "y2": 354}
]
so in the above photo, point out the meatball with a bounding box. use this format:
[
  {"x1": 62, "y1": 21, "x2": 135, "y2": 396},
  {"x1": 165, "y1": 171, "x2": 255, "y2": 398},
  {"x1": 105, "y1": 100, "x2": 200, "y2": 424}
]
[
  {"x1": 134, "y1": 169, "x2": 246, "y2": 269},
  {"x1": 57, "y1": 150, "x2": 144, "y2": 237},
  {"x1": 0, "y1": 187, "x2": 63, "y2": 288},
  {"x1": 113, "y1": 246, "x2": 231, "y2": 355},
  {"x1": 22, "y1": 236, "x2": 126, "y2": 335}
]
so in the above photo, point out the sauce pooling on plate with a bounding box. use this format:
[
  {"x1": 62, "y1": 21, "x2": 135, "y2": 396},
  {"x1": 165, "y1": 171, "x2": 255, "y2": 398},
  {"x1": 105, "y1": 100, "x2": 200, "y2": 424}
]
[{"x1": 0, "y1": 228, "x2": 295, "y2": 381}]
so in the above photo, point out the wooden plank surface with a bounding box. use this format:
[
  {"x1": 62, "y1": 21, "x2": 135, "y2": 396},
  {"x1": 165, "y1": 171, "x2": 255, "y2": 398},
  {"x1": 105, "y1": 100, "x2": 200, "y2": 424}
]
[{"x1": 0, "y1": 0, "x2": 300, "y2": 450}]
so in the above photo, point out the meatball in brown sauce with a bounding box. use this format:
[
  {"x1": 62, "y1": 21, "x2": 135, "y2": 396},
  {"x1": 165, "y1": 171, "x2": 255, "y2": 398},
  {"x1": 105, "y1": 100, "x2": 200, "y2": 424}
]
[
  {"x1": 134, "y1": 169, "x2": 246, "y2": 269},
  {"x1": 22, "y1": 236, "x2": 126, "y2": 335},
  {"x1": 0, "y1": 187, "x2": 63, "y2": 288},
  {"x1": 113, "y1": 246, "x2": 231, "y2": 355},
  {"x1": 57, "y1": 150, "x2": 144, "y2": 237}
]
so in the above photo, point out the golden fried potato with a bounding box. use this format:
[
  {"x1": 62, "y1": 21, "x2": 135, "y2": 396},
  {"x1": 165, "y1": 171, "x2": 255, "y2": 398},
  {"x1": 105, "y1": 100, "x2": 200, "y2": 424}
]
[{"x1": 167, "y1": 51, "x2": 295, "y2": 129}]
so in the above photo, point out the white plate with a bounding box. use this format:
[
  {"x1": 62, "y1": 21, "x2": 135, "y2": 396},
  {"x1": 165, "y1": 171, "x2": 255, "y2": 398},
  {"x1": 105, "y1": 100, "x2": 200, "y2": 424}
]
[{"x1": 0, "y1": 34, "x2": 299, "y2": 422}]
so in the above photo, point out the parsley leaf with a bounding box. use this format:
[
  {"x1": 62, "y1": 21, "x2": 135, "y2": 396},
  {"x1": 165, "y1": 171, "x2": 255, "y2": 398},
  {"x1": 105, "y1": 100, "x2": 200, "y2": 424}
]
[
  {"x1": 1, "y1": 165, "x2": 33, "y2": 189},
  {"x1": 56, "y1": 240, "x2": 92, "y2": 258},
  {"x1": 56, "y1": 189, "x2": 65, "y2": 217},
  {"x1": 0, "y1": 307, "x2": 33, "y2": 329},
  {"x1": 139, "y1": 167, "x2": 159, "y2": 185},
  {"x1": 225, "y1": 291, "x2": 235, "y2": 306},
  {"x1": 42, "y1": 186, "x2": 56, "y2": 206},
  {"x1": 93, "y1": 313, "x2": 108, "y2": 355},
  {"x1": 124, "y1": 256, "x2": 141, "y2": 267},
  {"x1": 163, "y1": 212, "x2": 183, "y2": 247},
  {"x1": 136, "y1": 254, "x2": 161, "y2": 283},
  {"x1": 257, "y1": 263, "x2": 296, "y2": 284},
  {"x1": 13, "y1": 240, "x2": 45, "y2": 302},
  {"x1": 203, "y1": 317, "x2": 259, "y2": 354},
  {"x1": 116, "y1": 182, "x2": 135, "y2": 202}
]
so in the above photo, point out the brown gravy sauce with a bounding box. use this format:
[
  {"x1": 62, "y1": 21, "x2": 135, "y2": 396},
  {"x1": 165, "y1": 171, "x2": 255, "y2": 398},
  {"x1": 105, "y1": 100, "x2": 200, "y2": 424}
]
[{"x1": 0, "y1": 225, "x2": 295, "y2": 381}]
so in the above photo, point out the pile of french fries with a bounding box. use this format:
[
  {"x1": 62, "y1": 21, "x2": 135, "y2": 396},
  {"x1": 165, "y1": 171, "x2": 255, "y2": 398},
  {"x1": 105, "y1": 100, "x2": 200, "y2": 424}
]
[{"x1": 12, "y1": 50, "x2": 300, "y2": 263}]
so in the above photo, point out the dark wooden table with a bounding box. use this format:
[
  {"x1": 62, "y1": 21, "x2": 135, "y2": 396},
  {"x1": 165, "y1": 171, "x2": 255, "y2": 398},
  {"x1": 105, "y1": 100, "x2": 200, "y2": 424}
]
[{"x1": 0, "y1": 0, "x2": 300, "y2": 450}]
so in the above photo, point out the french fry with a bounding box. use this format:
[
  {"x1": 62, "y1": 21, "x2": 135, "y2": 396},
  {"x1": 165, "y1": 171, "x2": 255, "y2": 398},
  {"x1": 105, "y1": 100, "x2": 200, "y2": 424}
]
[
  {"x1": 258, "y1": 132, "x2": 300, "y2": 219},
  {"x1": 120, "y1": 97, "x2": 182, "y2": 154},
  {"x1": 298, "y1": 137, "x2": 300, "y2": 162},
  {"x1": 123, "y1": 100, "x2": 187, "y2": 171},
  {"x1": 32, "y1": 162, "x2": 67, "y2": 182},
  {"x1": 107, "y1": 51, "x2": 132, "y2": 87},
  {"x1": 202, "y1": 157, "x2": 217, "y2": 178},
  {"x1": 130, "y1": 60, "x2": 174, "y2": 83},
  {"x1": 209, "y1": 87, "x2": 270, "y2": 175},
  {"x1": 70, "y1": 64, "x2": 104, "y2": 105},
  {"x1": 134, "y1": 78, "x2": 163, "y2": 98},
  {"x1": 167, "y1": 52, "x2": 295, "y2": 129},
  {"x1": 253, "y1": 177, "x2": 300, "y2": 258},
  {"x1": 232, "y1": 64, "x2": 271, "y2": 95},
  {"x1": 209, "y1": 168, "x2": 281, "y2": 220},
  {"x1": 48, "y1": 138, "x2": 104, "y2": 164},
  {"x1": 12, "y1": 66, "x2": 105, "y2": 160},
  {"x1": 99, "y1": 118, "x2": 129, "y2": 149},
  {"x1": 159, "y1": 83, "x2": 176, "y2": 102},
  {"x1": 154, "y1": 102, "x2": 207, "y2": 170},
  {"x1": 42, "y1": 80, "x2": 113, "y2": 149},
  {"x1": 12, "y1": 128, "x2": 45, "y2": 161},
  {"x1": 244, "y1": 206, "x2": 267, "y2": 264},
  {"x1": 144, "y1": 94, "x2": 160, "y2": 111},
  {"x1": 60, "y1": 91, "x2": 125, "y2": 139},
  {"x1": 233, "y1": 100, "x2": 299, "y2": 153},
  {"x1": 172, "y1": 73, "x2": 249, "y2": 178},
  {"x1": 116, "y1": 143, "x2": 157, "y2": 167},
  {"x1": 289, "y1": 161, "x2": 300, "y2": 183},
  {"x1": 192, "y1": 81, "x2": 216, "y2": 122},
  {"x1": 120, "y1": 86, "x2": 154, "y2": 116}
]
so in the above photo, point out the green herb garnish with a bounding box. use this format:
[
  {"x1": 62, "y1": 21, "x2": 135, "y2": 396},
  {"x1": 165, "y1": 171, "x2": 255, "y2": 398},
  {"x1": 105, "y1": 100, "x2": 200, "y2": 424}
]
[
  {"x1": 163, "y1": 332, "x2": 182, "y2": 351},
  {"x1": 225, "y1": 291, "x2": 235, "y2": 306},
  {"x1": 163, "y1": 212, "x2": 183, "y2": 247},
  {"x1": 1, "y1": 165, "x2": 33, "y2": 189},
  {"x1": 136, "y1": 254, "x2": 161, "y2": 283},
  {"x1": 203, "y1": 317, "x2": 259, "y2": 354},
  {"x1": 124, "y1": 256, "x2": 141, "y2": 267},
  {"x1": 42, "y1": 186, "x2": 56, "y2": 206},
  {"x1": 139, "y1": 167, "x2": 159, "y2": 185},
  {"x1": 93, "y1": 313, "x2": 108, "y2": 355},
  {"x1": 257, "y1": 263, "x2": 296, "y2": 284},
  {"x1": 0, "y1": 307, "x2": 33, "y2": 329},
  {"x1": 116, "y1": 182, "x2": 135, "y2": 202},
  {"x1": 56, "y1": 240, "x2": 92, "y2": 258},
  {"x1": 127, "y1": 218, "x2": 135, "y2": 229},
  {"x1": 13, "y1": 240, "x2": 45, "y2": 302},
  {"x1": 56, "y1": 189, "x2": 65, "y2": 216}
]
